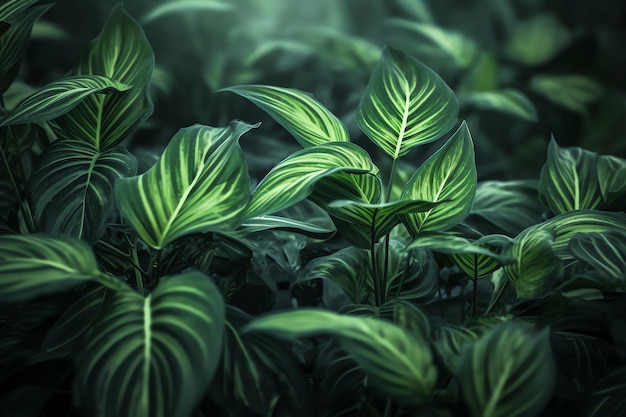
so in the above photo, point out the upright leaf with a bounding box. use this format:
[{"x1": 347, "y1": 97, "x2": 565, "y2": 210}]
[
  {"x1": 74, "y1": 271, "x2": 225, "y2": 417},
  {"x1": 116, "y1": 121, "x2": 255, "y2": 250},
  {"x1": 356, "y1": 46, "x2": 458, "y2": 159}
]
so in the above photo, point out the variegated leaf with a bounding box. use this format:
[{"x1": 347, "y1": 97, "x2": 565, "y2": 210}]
[
  {"x1": 568, "y1": 232, "x2": 626, "y2": 280},
  {"x1": 597, "y1": 155, "x2": 626, "y2": 205}
]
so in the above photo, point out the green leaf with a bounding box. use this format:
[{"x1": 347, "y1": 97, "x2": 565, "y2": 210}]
[
  {"x1": 74, "y1": 271, "x2": 225, "y2": 417},
  {"x1": 597, "y1": 155, "x2": 626, "y2": 204},
  {"x1": 356, "y1": 46, "x2": 458, "y2": 159},
  {"x1": 244, "y1": 309, "x2": 437, "y2": 405},
  {"x1": 463, "y1": 89, "x2": 538, "y2": 122},
  {"x1": 457, "y1": 322, "x2": 555, "y2": 417},
  {"x1": 400, "y1": 121, "x2": 476, "y2": 234},
  {"x1": 54, "y1": 4, "x2": 154, "y2": 151},
  {"x1": 243, "y1": 142, "x2": 377, "y2": 219},
  {"x1": 27, "y1": 140, "x2": 137, "y2": 243},
  {"x1": 584, "y1": 366, "x2": 626, "y2": 417},
  {"x1": 222, "y1": 85, "x2": 350, "y2": 147},
  {"x1": 140, "y1": 0, "x2": 233, "y2": 24},
  {"x1": 433, "y1": 324, "x2": 480, "y2": 372},
  {"x1": 0, "y1": 0, "x2": 38, "y2": 22},
  {"x1": 231, "y1": 215, "x2": 336, "y2": 240},
  {"x1": 0, "y1": 234, "x2": 100, "y2": 304},
  {"x1": 0, "y1": 21, "x2": 10, "y2": 37},
  {"x1": 506, "y1": 14, "x2": 571, "y2": 66},
  {"x1": 568, "y1": 232, "x2": 626, "y2": 280},
  {"x1": 0, "y1": 75, "x2": 130, "y2": 127},
  {"x1": 530, "y1": 74, "x2": 602, "y2": 114},
  {"x1": 116, "y1": 121, "x2": 255, "y2": 250},
  {"x1": 539, "y1": 138, "x2": 603, "y2": 213}
]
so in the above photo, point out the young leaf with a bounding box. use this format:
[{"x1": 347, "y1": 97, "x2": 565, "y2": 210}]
[
  {"x1": 73, "y1": 271, "x2": 225, "y2": 417},
  {"x1": 530, "y1": 74, "x2": 602, "y2": 114},
  {"x1": 400, "y1": 121, "x2": 476, "y2": 234},
  {"x1": 463, "y1": 89, "x2": 538, "y2": 122},
  {"x1": 222, "y1": 85, "x2": 350, "y2": 147},
  {"x1": 457, "y1": 322, "x2": 555, "y2": 417},
  {"x1": 140, "y1": 0, "x2": 233, "y2": 24},
  {"x1": 27, "y1": 140, "x2": 137, "y2": 243},
  {"x1": 54, "y1": 4, "x2": 154, "y2": 151},
  {"x1": 357, "y1": 46, "x2": 458, "y2": 159},
  {"x1": 0, "y1": 234, "x2": 100, "y2": 304},
  {"x1": 116, "y1": 121, "x2": 256, "y2": 250}
]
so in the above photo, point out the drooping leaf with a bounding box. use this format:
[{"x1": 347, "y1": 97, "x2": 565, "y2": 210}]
[
  {"x1": 231, "y1": 215, "x2": 336, "y2": 240},
  {"x1": 27, "y1": 140, "x2": 137, "y2": 243},
  {"x1": 597, "y1": 154, "x2": 626, "y2": 204},
  {"x1": 74, "y1": 271, "x2": 225, "y2": 417},
  {"x1": 463, "y1": 89, "x2": 538, "y2": 122},
  {"x1": 54, "y1": 4, "x2": 154, "y2": 150},
  {"x1": 457, "y1": 322, "x2": 555, "y2": 417},
  {"x1": 0, "y1": 75, "x2": 130, "y2": 127},
  {"x1": 530, "y1": 74, "x2": 602, "y2": 114},
  {"x1": 0, "y1": 234, "x2": 100, "y2": 304},
  {"x1": 222, "y1": 85, "x2": 350, "y2": 147},
  {"x1": 506, "y1": 14, "x2": 571, "y2": 66},
  {"x1": 140, "y1": 0, "x2": 233, "y2": 24},
  {"x1": 568, "y1": 232, "x2": 626, "y2": 280},
  {"x1": 356, "y1": 46, "x2": 458, "y2": 159},
  {"x1": 115, "y1": 121, "x2": 255, "y2": 250},
  {"x1": 400, "y1": 121, "x2": 476, "y2": 234}
]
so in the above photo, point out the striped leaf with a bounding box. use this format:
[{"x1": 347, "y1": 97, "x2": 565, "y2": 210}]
[
  {"x1": 0, "y1": 75, "x2": 130, "y2": 127},
  {"x1": 0, "y1": 0, "x2": 38, "y2": 22},
  {"x1": 73, "y1": 271, "x2": 225, "y2": 417},
  {"x1": 400, "y1": 121, "x2": 477, "y2": 235},
  {"x1": 222, "y1": 85, "x2": 350, "y2": 147},
  {"x1": 539, "y1": 138, "x2": 603, "y2": 213},
  {"x1": 53, "y1": 4, "x2": 153, "y2": 151},
  {"x1": 433, "y1": 324, "x2": 480, "y2": 372},
  {"x1": 243, "y1": 142, "x2": 377, "y2": 219},
  {"x1": 244, "y1": 309, "x2": 437, "y2": 405},
  {"x1": 0, "y1": 234, "x2": 100, "y2": 304},
  {"x1": 458, "y1": 322, "x2": 555, "y2": 417},
  {"x1": 568, "y1": 232, "x2": 626, "y2": 280},
  {"x1": 597, "y1": 155, "x2": 626, "y2": 205},
  {"x1": 141, "y1": 0, "x2": 233, "y2": 24},
  {"x1": 231, "y1": 215, "x2": 335, "y2": 240},
  {"x1": 356, "y1": 46, "x2": 458, "y2": 159},
  {"x1": 27, "y1": 140, "x2": 137, "y2": 243},
  {"x1": 463, "y1": 89, "x2": 538, "y2": 122},
  {"x1": 115, "y1": 121, "x2": 256, "y2": 250}
]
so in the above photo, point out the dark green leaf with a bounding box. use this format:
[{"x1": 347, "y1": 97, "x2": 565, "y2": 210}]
[
  {"x1": 585, "y1": 366, "x2": 626, "y2": 417},
  {"x1": 530, "y1": 74, "x2": 602, "y2": 114},
  {"x1": 463, "y1": 89, "x2": 538, "y2": 122},
  {"x1": 506, "y1": 14, "x2": 570, "y2": 66},
  {"x1": 568, "y1": 232, "x2": 626, "y2": 280},
  {"x1": 231, "y1": 215, "x2": 336, "y2": 240},
  {"x1": 597, "y1": 155, "x2": 626, "y2": 205}
]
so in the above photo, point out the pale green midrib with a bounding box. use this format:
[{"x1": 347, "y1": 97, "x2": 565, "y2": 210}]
[
  {"x1": 393, "y1": 86, "x2": 412, "y2": 161},
  {"x1": 78, "y1": 152, "x2": 99, "y2": 239},
  {"x1": 94, "y1": 94, "x2": 105, "y2": 150},
  {"x1": 482, "y1": 359, "x2": 514, "y2": 417}
]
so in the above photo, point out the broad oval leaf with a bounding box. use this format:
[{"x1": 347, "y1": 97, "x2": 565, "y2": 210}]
[
  {"x1": 356, "y1": 46, "x2": 458, "y2": 159},
  {"x1": 0, "y1": 234, "x2": 100, "y2": 304},
  {"x1": 73, "y1": 271, "x2": 225, "y2": 417},
  {"x1": 116, "y1": 121, "x2": 256, "y2": 250},
  {"x1": 27, "y1": 140, "x2": 137, "y2": 243},
  {"x1": 457, "y1": 322, "x2": 555, "y2": 417},
  {"x1": 0, "y1": 75, "x2": 130, "y2": 127},
  {"x1": 54, "y1": 4, "x2": 154, "y2": 150},
  {"x1": 222, "y1": 85, "x2": 350, "y2": 147},
  {"x1": 463, "y1": 89, "x2": 538, "y2": 122},
  {"x1": 400, "y1": 121, "x2": 477, "y2": 235},
  {"x1": 140, "y1": 0, "x2": 233, "y2": 24}
]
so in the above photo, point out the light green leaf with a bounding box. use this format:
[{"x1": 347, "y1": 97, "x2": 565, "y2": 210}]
[
  {"x1": 463, "y1": 89, "x2": 538, "y2": 122},
  {"x1": 27, "y1": 140, "x2": 137, "y2": 243},
  {"x1": 222, "y1": 85, "x2": 350, "y2": 147},
  {"x1": 568, "y1": 232, "x2": 626, "y2": 280},
  {"x1": 400, "y1": 121, "x2": 476, "y2": 234},
  {"x1": 116, "y1": 121, "x2": 256, "y2": 250},
  {"x1": 0, "y1": 234, "x2": 100, "y2": 304},
  {"x1": 0, "y1": 75, "x2": 130, "y2": 127},
  {"x1": 539, "y1": 138, "x2": 603, "y2": 214},
  {"x1": 54, "y1": 4, "x2": 154, "y2": 151},
  {"x1": 141, "y1": 0, "x2": 232, "y2": 24},
  {"x1": 506, "y1": 14, "x2": 571, "y2": 66},
  {"x1": 458, "y1": 322, "x2": 555, "y2": 417},
  {"x1": 243, "y1": 142, "x2": 377, "y2": 219},
  {"x1": 74, "y1": 271, "x2": 225, "y2": 417},
  {"x1": 597, "y1": 155, "x2": 626, "y2": 204},
  {"x1": 231, "y1": 215, "x2": 336, "y2": 240},
  {"x1": 530, "y1": 74, "x2": 602, "y2": 114},
  {"x1": 244, "y1": 309, "x2": 437, "y2": 405},
  {"x1": 357, "y1": 46, "x2": 458, "y2": 159}
]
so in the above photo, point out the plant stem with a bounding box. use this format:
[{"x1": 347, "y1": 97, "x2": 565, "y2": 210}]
[{"x1": 0, "y1": 146, "x2": 35, "y2": 232}]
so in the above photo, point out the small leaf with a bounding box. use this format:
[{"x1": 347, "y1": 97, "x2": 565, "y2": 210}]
[
  {"x1": 74, "y1": 271, "x2": 225, "y2": 417},
  {"x1": 506, "y1": 14, "x2": 571, "y2": 66},
  {"x1": 597, "y1": 154, "x2": 626, "y2": 204},
  {"x1": 141, "y1": 0, "x2": 232, "y2": 24},
  {"x1": 357, "y1": 46, "x2": 458, "y2": 159},
  {"x1": 568, "y1": 232, "x2": 626, "y2": 280},
  {"x1": 463, "y1": 89, "x2": 538, "y2": 122},
  {"x1": 222, "y1": 85, "x2": 350, "y2": 147},
  {"x1": 400, "y1": 121, "x2": 476, "y2": 234},
  {"x1": 232, "y1": 215, "x2": 336, "y2": 240},
  {"x1": 116, "y1": 121, "x2": 256, "y2": 250},
  {"x1": 530, "y1": 74, "x2": 602, "y2": 114}
]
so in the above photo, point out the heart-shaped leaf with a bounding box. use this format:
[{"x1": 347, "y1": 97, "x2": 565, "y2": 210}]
[
  {"x1": 116, "y1": 121, "x2": 256, "y2": 250},
  {"x1": 357, "y1": 46, "x2": 458, "y2": 159}
]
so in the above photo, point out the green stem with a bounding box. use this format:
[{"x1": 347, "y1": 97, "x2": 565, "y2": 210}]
[
  {"x1": 384, "y1": 157, "x2": 399, "y2": 203},
  {"x1": 0, "y1": 146, "x2": 35, "y2": 232}
]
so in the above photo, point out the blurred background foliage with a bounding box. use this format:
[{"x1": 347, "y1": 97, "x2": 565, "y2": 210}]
[{"x1": 16, "y1": 0, "x2": 626, "y2": 181}]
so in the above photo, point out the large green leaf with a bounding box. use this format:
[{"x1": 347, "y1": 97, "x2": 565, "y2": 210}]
[
  {"x1": 243, "y1": 142, "x2": 377, "y2": 219},
  {"x1": 116, "y1": 121, "x2": 255, "y2": 250},
  {"x1": 356, "y1": 46, "x2": 458, "y2": 159},
  {"x1": 0, "y1": 234, "x2": 100, "y2": 304},
  {"x1": 73, "y1": 271, "x2": 225, "y2": 417},
  {"x1": 53, "y1": 4, "x2": 153, "y2": 151},
  {"x1": 463, "y1": 89, "x2": 538, "y2": 122},
  {"x1": 597, "y1": 155, "x2": 626, "y2": 205},
  {"x1": 0, "y1": 75, "x2": 130, "y2": 127},
  {"x1": 400, "y1": 121, "x2": 476, "y2": 234},
  {"x1": 530, "y1": 74, "x2": 602, "y2": 114},
  {"x1": 568, "y1": 232, "x2": 626, "y2": 280},
  {"x1": 457, "y1": 322, "x2": 555, "y2": 417},
  {"x1": 140, "y1": 0, "x2": 233, "y2": 24},
  {"x1": 230, "y1": 215, "x2": 336, "y2": 240},
  {"x1": 27, "y1": 140, "x2": 137, "y2": 243},
  {"x1": 244, "y1": 309, "x2": 437, "y2": 405},
  {"x1": 222, "y1": 85, "x2": 350, "y2": 147},
  {"x1": 505, "y1": 14, "x2": 570, "y2": 66}
]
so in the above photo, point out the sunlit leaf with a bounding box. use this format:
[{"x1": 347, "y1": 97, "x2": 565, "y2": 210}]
[
  {"x1": 530, "y1": 74, "x2": 602, "y2": 114},
  {"x1": 74, "y1": 271, "x2": 225, "y2": 417},
  {"x1": 27, "y1": 140, "x2": 137, "y2": 243},
  {"x1": 457, "y1": 322, "x2": 555, "y2": 417},
  {"x1": 116, "y1": 121, "x2": 256, "y2": 250},
  {"x1": 140, "y1": 0, "x2": 232, "y2": 24},
  {"x1": 568, "y1": 232, "x2": 626, "y2": 280},
  {"x1": 506, "y1": 14, "x2": 571, "y2": 66},
  {"x1": 597, "y1": 155, "x2": 626, "y2": 204},
  {"x1": 222, "y1": 85, "x2": 350, "y2": 147},
  {"x1": 463, "y1": 89, "x2": 538, "y2": 122},
  {"x1": 400, "y1": 121, "x2": 476, "y2": 234},
  {"x1": 357, "y1": 46, "x2": 458, "y2": 159}
]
